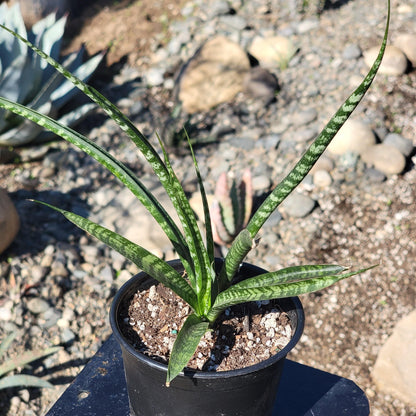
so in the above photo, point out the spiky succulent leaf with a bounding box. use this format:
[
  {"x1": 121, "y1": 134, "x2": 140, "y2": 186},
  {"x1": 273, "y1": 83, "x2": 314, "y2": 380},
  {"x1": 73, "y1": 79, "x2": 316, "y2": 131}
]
[
  {"x1": 222, "y1": 1, "x2": 390, "y2": 283},
  {"x1": 230, "y1": 264, "x2": 347, "y2": 289},
  {"x1": 166, "y1": 314, "x2": 209, "y2": 386},
  {"x1": 0, "y1": 346, "x2": 61, "y2": 378},
  {"x1": 185, "y1": 130, "x2": 215, "y2": 265},
  {"x1": 34, "y1": 200, "x2": 198, "y2": 311},
  {"x1": 0, "y1": 6, "x2": 102, "y2": 146},
  {"x1": 0, "y1": 20, "x2": 213, "y2": 301},
  {"x1": 0, "y1": 374, "x2": 54, "y2": 390},
  {"x1": 157, "y1": 135, "x2": 214, "y2": 313},
  {"x1": 0, "y1": 96, "x2": 191, "y2": 264},
  {"x1": 207, "y1": 265, "x2": 376, "y2": 321}
]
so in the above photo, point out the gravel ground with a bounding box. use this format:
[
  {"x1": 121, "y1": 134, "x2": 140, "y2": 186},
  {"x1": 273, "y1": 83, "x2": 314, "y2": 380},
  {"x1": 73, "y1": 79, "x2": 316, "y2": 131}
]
[{"x1": 1, "y1": 0, "x2": 416, "y2": 415}]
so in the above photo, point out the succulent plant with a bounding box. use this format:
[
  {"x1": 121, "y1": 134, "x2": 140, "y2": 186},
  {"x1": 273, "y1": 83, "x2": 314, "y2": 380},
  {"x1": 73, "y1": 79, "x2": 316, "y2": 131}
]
[
  {"x1": 0, "y1": 332, "x2": 60, "y2": 390},
  {"x1": 0, "y1": 0, "x2": 389, "y2": 386},
  {"x1": 211, "y1": 169, "x2": 253, "y2": 247},
  {"x1": 0, "y1": 3, "x2": 103, "y2": 146}
]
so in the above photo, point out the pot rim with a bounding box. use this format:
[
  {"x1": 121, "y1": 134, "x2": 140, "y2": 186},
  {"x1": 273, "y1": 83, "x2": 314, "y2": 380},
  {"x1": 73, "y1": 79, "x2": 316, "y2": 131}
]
[{"x1": 110, "y1": 259, "x2": 305, "y2": 380}]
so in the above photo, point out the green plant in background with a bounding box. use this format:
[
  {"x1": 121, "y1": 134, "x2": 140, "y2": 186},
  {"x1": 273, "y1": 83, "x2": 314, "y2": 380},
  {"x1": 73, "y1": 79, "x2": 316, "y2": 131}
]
[
  {"x1": 211, "y1": 169, "x2": 253, "y2": 247},
  {"x1": 0, "y1": 0, "x2": 389, "y2": 385},
  {"x1": 0, "y1": 332, "x2": 60, "y2": 390},
  {"x1": 0, "y1": 3, "x2": 103, "y2": 146}
]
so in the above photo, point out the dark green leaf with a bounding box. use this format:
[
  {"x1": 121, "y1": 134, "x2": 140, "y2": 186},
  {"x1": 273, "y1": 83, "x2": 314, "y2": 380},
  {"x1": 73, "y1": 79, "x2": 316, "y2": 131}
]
[
  {"x1": 34, "y1": 200, "x2": 198, "y2": 311},
  {"x1": 0, "y1": 96, "x2": 191, "y2": 265},
  {"x1": 157, "y1": 134, "x2": 214, "y2": 315},
  {"x1": 208, "y1": 266, "x2": 377, "y2": 321},
  {"x1": 166, "y1": 314, "x2": 209, "y2": 386},
  {"x1": 224, "y1": 1, "x2": 390, "y2": 281},
  {"x1": 231, "y1": 264, "x2": 347, "y2": 289}
]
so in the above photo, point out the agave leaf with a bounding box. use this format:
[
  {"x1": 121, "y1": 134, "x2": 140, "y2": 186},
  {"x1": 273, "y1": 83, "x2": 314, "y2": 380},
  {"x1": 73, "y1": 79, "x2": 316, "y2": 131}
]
[
  {"x1": 33, "y1": 103, "x2": 97, "y2": 143},
  {"x1": 0, "y1": 55, "x2": 26, "y2": 102},
  {"x1": 50, "y1": 52, "x2": 104, "y2": 109},
  {"x1": 0, "y1": 23, "x2": 169, "y2": 179},
  {"x1": 166, "y1": 314, "x2": 209, "y2": 386},
  {"x1": 37, "y1": 15, "x2": 66, "y2": 69},
  {"x1": 0, "y1": 374, "x2": 54, "y2": 390},
  {"x1": 28, "y1": 51, "x2": 103, "y2": 112},
  {"x1": 25, "y1": 14, "x2": 63, "y2": 99},
  {"x1": 0, "y1": 102, "x2": 52, "y2": 145},
  {"x1": 0, "y1": 346, "x2": 61, "y2": 378},
  {"x1": 0, "y1": 96, "x2": 191, "y2": 264},
  {"x1": 0, "y1": 115, "x2": 46, "y2": 145},
  {"x1": 208, "y1": 266, "x2": 377, "y2": 322},
  {"x1": 16, "y1": 51, "x2": 44, "y2": 104},
  {"x1": 230, "y1": 264, "x2": 347, "y2": 290},
  {"x1": 223, "y1": 1, "x2": 390, "y2": 283},
  {"x1": 30, "y1": 10, "x2": 58, "y2": 40},
  {"x1": 0, "y1": 4, "x2": 27, "y2": 66},
  {"x1": 34, "y1": 200, "x2": 198, "y2": 310}
]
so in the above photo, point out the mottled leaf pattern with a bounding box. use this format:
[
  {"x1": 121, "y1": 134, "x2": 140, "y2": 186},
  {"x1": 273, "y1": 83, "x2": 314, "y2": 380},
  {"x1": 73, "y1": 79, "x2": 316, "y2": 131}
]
[
  {"x1": 166, "y1": 314, "x2": 209, "y2": 386},
  {"x1": 223, "y1": 2, "x2": 390, "y2": 283},
  {"x1": 0, "y1": 0, "x2": 390, "y2": 386}
]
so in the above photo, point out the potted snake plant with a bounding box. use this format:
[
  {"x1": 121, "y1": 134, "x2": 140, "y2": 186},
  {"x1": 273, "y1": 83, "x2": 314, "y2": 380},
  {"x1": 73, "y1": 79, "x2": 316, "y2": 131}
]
[{"x1": 0, "y1": 1, "x2": 389, "y2": 414}]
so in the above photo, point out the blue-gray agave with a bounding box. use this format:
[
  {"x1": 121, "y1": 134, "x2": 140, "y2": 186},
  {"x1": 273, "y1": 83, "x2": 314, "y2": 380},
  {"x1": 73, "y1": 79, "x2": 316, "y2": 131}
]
[
  {"x1": 0, "y1": 332, "x2": 60, "y2": 390},
  {"x1": 0, "y1": 3, "x2": 103, "y2": 146},
  {"x1": 0, "y1": 1, "x2": 390, "y2": 385}
]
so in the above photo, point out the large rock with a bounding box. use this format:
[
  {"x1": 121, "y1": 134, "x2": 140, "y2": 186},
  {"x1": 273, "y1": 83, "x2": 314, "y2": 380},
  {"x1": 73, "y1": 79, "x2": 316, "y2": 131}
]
[
  {"x1": 394, "y1": 33, "x2": 416, "y2": 67},
  {"x1": 178, "y1": 36, "x2": 250, "y2": 113},
  {"x1": 361, "y1": 144, "x2": 406, "y2": 176},
  {"x1": 364, "y1": 45, "x2": 408, "y2": 76},
  {"x1": 248, "y1": 36, "x2": 296, "y2": 69},
  {"x1": 327, "y1": 119, "x2": 376, "y2": 156},
  {"x1": 373, "y1": 310, "x2": 416, "y2": 406},
  {"x1": 0, "y1": 188, "x2": 20, "y2": 254}
]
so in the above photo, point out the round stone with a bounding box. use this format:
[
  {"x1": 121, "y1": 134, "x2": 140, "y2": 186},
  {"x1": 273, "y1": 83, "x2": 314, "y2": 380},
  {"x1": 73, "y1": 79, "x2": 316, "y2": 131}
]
[
  {"x1": 361, "y1": 144, "x2": 406, "y2": 176},
  {"x1": 383, "y1": 133, "x2": 414, "y2": 157},
  {"x1": 313, "y1": 170, "x2": 332, "y2": 187},
  {"x1": 364, "y1": 45, "x2": 408, "y2": 76},
  {"x1": 281, "y1": 192, "x2": 316, "y2": 218},
  {"x1": 26, "y1": 297, "x2": 50, "y2": 315},
  {"x1": 178, "y1": 36, "x2": 250, "y2": 113},
  {"x1": 310, "y1": 155, "x2": 334, "y2": 173},
  {"x1": 343, "y1": 44, "x2": 362, "y2": 60},
  {"x1": 327, "y1": 119, "x2": 376, "y2": 156},
  {"x1": 145, "y1": 67, "x2": 165, "y2": 86},
  {"x1": 394, "y1": 33, "x2": 416, "y2": 67},
  {"x1": 248, "y1": 35, "x2": 296, "y2": 68},
  {"x1": 252, "y1": 175, "x2": 271, "y2": 192}
]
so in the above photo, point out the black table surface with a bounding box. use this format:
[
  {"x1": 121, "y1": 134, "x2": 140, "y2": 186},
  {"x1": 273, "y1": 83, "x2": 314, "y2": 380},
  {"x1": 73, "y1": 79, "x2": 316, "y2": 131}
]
[{"x1": 46, "y1": 335, "x2": 369, "y2": 416}]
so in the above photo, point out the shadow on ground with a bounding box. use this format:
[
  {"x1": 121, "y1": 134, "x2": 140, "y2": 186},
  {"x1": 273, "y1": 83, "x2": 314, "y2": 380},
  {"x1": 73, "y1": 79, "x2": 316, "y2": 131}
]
[{"x1": 2, "y1": 189, "x2": 89, "y2": 259}]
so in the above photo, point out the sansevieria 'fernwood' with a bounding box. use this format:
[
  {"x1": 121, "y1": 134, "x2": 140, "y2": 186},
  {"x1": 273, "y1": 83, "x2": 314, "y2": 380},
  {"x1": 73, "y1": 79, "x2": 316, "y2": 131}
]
[{"x1": 0, "y1": 0, "x2": 390, "y2": 385}]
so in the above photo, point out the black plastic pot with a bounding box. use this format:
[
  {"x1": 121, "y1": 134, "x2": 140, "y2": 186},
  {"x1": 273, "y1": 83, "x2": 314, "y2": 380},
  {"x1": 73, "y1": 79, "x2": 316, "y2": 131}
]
[{"x1": 110, "y1": 259, "x2": 304, "y2": 416}]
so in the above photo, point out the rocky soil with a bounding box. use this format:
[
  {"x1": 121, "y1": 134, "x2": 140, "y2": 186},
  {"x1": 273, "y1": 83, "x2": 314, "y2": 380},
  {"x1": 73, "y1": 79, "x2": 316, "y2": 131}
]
[{"x1": 0, "y1": 0, "x2": 416, "y2": 415}]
